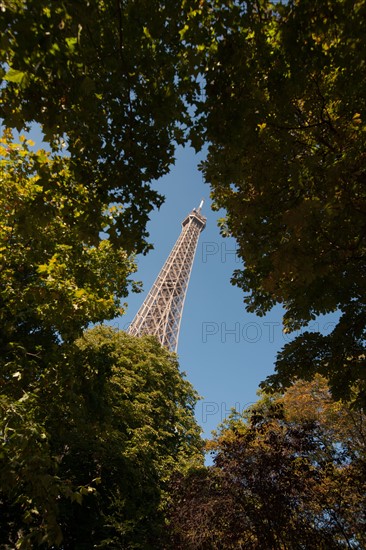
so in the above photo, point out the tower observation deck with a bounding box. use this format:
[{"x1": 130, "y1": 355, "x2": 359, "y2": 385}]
[{"x1": 128, "y1": 202, "x2": 206, "y2": 352}]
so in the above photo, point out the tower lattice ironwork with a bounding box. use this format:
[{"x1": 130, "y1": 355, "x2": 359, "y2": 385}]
[{"x1": 128, "y1": 201, "x2": 206, "y2": 352}]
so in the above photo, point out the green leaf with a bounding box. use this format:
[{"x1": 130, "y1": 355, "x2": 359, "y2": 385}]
[
  {"x1": 65, "y1": 37, "x2": 77, "y2": 52},
  {"x1": 4, "y1": 68, "x2": 25, "y2": 83}
]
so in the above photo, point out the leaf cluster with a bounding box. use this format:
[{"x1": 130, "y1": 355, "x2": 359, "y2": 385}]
[
  {"x1": 0, "y1": 0, "x2": 211, "y2": 253},
  {"x1": 199, "y1": 0, "x2": 366, "y2": 403}
]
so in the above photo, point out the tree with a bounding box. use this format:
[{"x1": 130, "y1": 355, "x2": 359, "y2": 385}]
[
  {"x1": 0, "y1": 128, "x2": 137, "y2": 338},
  {"x1": 0, "y1": 132, "x2": 203, "y2": 548},
  {"x1": 0, "y1": 0, "x2": 207, "y2": 253},
  {"x1": 167, "y1": 377, "x2": 366, "y2": 549},
  {"x1": 0, "y1": 324, "x2": 203, "y2": 549},
  {"x1": 0, "y1": 128, "x2": 137, "y2": 397},
  {"x1": 199, "y1": 0, "x2": 366, "y2": 403},
  {"x1": 0, "y1": 129, "x2": 133, "y2": 547},
  {"x1": 51, "y1": 326, "x2": 203, "y2": 549}
]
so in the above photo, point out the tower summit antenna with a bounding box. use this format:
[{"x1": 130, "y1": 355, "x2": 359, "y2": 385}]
[{"x1": 128, "y1": 204, "x2": 206, "y2": 352}]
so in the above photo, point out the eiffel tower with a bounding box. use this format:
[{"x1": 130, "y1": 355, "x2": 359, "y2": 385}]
[{"x1": 128, "y1": 201, "x2": 206, "y2": 352}]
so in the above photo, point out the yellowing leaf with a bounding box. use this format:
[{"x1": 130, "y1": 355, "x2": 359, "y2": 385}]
[
  {"x1": 4, "y1": 68, "x2": 26, "y2": 83},
  {"x1": 179, "y1": 24, "x2": 189, "y2": 40},
  {"x1": 65, "y1": 37, "x2": 77, "y2": 52},
  {"x1": 143, "y1": 26, "x2": 152, "y2": 40}
]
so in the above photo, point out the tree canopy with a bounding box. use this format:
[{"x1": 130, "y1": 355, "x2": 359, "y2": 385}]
[
  {"x1": 200, "y1": 0, "x2": 366, "y2": 403},
  {"x1": 0, "y1": 0, "x2": 207, "y2": 253},
  {"x1": 168, "y1": 377, "x2": 366, "y2": 549},
  {"x1": 1, "y1": 0, "x2": 365, "y2": 404},
  {"x1": 1, "y1": 324, "x2": 203, "y2": 549}
]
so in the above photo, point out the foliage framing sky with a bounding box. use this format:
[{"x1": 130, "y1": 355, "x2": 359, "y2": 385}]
[
  {"x1": 23, "y1": 124, "x2": 338, "y2": 440},
  {"x1": 118, "y1": 145, "x2": 339, "y2": 440}
]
